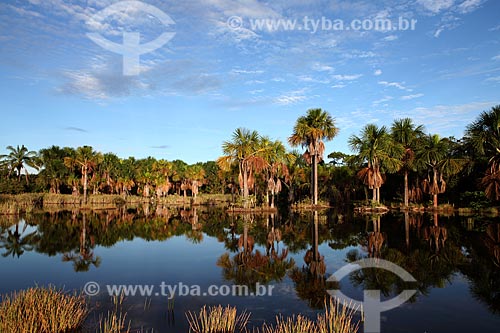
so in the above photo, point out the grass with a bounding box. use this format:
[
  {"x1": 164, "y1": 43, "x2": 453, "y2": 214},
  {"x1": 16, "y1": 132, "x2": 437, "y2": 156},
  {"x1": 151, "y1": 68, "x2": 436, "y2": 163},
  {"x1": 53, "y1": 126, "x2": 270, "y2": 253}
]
[
  {"x1": 0, "y1": 193, "x2": 233, "y2": 214},
  {"x1": 0, "y1": 286, "x2": 88, "y2": 333},
  {"x1": 97, "y1": 294, "x2": 131, "y2": 333},
  {"x1": 186, "y1": 305, "x2": 250, "y2": 333},
  {"x1": 259, "y1": 298, "x2": 359, "y2": 333}
]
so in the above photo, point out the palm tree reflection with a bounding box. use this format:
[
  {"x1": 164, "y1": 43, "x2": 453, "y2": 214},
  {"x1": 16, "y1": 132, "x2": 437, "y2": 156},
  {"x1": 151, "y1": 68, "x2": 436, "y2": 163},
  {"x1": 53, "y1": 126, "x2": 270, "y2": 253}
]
[
  {"x1": 289, "y1": 211, "x2": 336, "y2": 309},
  {"x1": 217, "y1": 214, "x2": 295, "y2": 292},
  {"x1": 0, "y1": 221, "x2": 38, "y2": 258},
  {"x1": 62, "y1": 213, "x2": 101, "y2": 272}
]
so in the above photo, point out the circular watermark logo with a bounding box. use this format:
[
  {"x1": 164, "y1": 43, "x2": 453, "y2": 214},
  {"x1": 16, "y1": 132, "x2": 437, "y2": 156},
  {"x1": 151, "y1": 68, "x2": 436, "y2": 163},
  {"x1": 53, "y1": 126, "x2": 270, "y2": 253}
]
[
  {"x1": 86, "y1": 1, "x2": 176, "y2": 76},
  {"x1": 327, "y1": 258, "x2": 417, "y2": 333}
]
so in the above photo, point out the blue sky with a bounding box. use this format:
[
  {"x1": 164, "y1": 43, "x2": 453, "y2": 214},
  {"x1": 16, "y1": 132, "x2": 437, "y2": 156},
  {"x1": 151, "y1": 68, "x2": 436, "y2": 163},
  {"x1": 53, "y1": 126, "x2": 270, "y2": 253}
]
[{"x1": 0, "y1": 0, "x2": 499, "y2": 164}]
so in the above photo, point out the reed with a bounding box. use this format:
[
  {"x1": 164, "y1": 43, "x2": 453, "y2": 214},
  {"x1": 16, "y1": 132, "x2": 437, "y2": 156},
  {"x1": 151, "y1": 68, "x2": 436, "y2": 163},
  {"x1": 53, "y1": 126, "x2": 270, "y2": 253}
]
[
  {"x1": 186, "y1": 305, "x2": 250, "y2": 333},
  {"x1": 0, "y1": 286, "x2": 88, "y2": 333}
]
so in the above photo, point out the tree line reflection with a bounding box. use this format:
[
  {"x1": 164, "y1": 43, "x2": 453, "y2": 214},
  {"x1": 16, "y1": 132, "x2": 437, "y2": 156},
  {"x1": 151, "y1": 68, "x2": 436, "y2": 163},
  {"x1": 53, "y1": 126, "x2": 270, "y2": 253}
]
[{"x1": 0, "y1": 207, "x2": 499, "y2": 313}]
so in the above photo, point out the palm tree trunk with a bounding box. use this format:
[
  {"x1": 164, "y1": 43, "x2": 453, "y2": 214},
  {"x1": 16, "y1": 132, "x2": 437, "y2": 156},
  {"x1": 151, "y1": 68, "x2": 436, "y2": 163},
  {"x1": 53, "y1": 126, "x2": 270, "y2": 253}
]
[
  {"x1": 312, "y1": 154, "x2": 318, "y2": 205},
  {"x1": 373, "y1": 187, "x2": 377, "y2": 203},
  {"x1": 404, "y1": 170, "x2": 409, "y2": 208},
  {"x1": 83, "y1": 165, "x2": 88, "y2": 204},
  {"x1": 242, "y1": 163, "x2": 249, "y2": 208},
  {"x1": 433, "y1": 194, "x2": 438, "y2": 209}
]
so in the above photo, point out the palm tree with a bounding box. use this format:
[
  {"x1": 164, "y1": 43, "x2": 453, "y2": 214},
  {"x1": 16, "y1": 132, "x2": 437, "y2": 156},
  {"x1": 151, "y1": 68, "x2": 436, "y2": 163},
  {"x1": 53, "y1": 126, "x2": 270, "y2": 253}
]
[
  {"x1": 260, "y1": 137, "x2": 295, "y2": 208},
  {"x1": 349, "y1": 124, "x2": 403, "y2": 203},
  {"x1": 218, "y1": 128, "x2": 268, "y2": 208},
  {"x1": 38, "y1": 146, "x2": 73, "y2": 193},
  {"x1": 465, "y1": 105, "x2": 500, "y2": 200},
  {"x1": 64, "y1": 146, "x2": 99, "y2": 203},
  {"x1": 391, "y1": 118, "x2": 425, "y2": 208},
  {"x1": 416, "y1": 135, "x2": 465, "y2": 208},
  {"x1": 0, "y1": 145, "x2": 38, "y2": 183},
  {"x1": 289, "y1": 108, "x2": 339, "y2": 205}
]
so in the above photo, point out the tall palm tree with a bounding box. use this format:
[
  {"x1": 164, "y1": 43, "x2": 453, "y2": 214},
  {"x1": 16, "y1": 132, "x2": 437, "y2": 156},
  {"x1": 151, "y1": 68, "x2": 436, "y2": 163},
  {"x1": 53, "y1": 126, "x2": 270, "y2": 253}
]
[
  {"x1": 218, "y1": 128, "x2": 268, "y2": 208},
  {"x1": 0, "y1": 145, "x2": 38, "y2": 183},
  {"x1": 64, "y1": 146, "x2": 99, "y2": 203},
  {"x1": 416, "y1": 135, "x2": 465, "y2": 208},
  {"x1": 289, "y1": 108, "x2": 339, "y2": 205},
  {"x1": 391, "y1": 118, "x2": 425, "y2": 208},
  {"x1": 349, "y1": 124, "x2": 403, "y2": 203},
  {"x1": 465, "y1": 105, "x2": 500, "y2": 200}
]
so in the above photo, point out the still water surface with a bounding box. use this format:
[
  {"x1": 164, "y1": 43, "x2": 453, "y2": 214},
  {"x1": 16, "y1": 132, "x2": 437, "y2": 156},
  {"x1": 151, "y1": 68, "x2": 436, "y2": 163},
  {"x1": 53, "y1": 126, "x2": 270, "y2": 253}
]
[{"x1": 0, "y1": 207, "x2": 499, "y2": 332}]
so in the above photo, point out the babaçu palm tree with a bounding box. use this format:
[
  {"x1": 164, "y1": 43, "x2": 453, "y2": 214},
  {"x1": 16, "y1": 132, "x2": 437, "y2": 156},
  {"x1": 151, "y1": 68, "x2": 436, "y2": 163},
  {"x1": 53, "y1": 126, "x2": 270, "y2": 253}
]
[
  {"x1": 289, "y1": 108, "x2": 339, "y2": 206},
  {"x1": 391, "y1": 118, "x2": 425, "y2": 208},
  {"x1": 465, "y1": 105, "x2": 500, "y2": 200},
  {"x1": 349, "y1": 124, "x2": 403, "y2": 203},
  {"x1": 0, "y1": 145, "x2": 38, "y2": 183}
]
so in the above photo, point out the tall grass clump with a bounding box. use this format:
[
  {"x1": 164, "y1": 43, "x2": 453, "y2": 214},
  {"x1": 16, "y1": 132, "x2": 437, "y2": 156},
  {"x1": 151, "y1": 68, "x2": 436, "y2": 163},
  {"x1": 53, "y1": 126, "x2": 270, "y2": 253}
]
[
  {"x1": 0, "y1": 286, "x2": 88, "y2": 333},
  {"x1": 316, "y1": 298, "x2": 359, "y2": 333},
  {"x1": 186, "y1": 305, "x2": 250, "y2": 333},
  {"x1": 97, "y1": 293, "x2": 131, "y2": 333},
  {"x1": 260, "y1": 314, "x2": 318, "y2": 333}
]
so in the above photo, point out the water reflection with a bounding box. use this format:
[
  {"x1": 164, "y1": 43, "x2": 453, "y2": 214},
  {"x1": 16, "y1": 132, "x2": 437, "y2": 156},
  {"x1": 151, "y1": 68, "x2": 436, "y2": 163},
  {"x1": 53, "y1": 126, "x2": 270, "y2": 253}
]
[
  {"x1": 62, "y1": 213, "x2": 101, "y2": 272},
  {"x1": 0, "y1": 221, "x2": 38, "y2": 258},
  {"x1": 0, "y1": 208, "x2": 499, "y2": 332},
  {"x1": 217, "y1": 214, "x2": 295, "y2": 291},
  {"x1": 289, "y1": 211, "x2": 336, "y2": 309}
]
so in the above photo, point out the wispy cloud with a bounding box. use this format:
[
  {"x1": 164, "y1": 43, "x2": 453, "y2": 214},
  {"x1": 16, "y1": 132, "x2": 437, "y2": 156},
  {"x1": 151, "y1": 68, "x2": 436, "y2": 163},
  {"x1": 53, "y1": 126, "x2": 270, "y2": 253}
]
[
  {"x1": 332, "y1": 74, "x2": 363, "y2": 81},
  {"x1": 150, "y1": 145, "x2": 169, "y2": 149},
  {"x1": 378, "y1": 80, "x2": 411, "y2": 91},
  {"x1": 372, "y1": 96, "x2": 393, "y2": 105},
  {"x1": 417, "y1": 0, "x2": 455, "y2": 14},
  {"x1": 383, "y1": 35, "x2": 398, "y2": 42},
  {"x1": 373, "y1": 69, "x2": 382, "y2": 76},
  {"x1": 274, "y1": 89, "x2": 307, "y2": 105},
  {"x1": 401, "y1": 93, "x2": 424, "y2": 100},
  {"x1": 492, "y1": 55, "x2": 500, "y2": 61},
  {"x1": 230, "y1": 69, "x2": 264, "y2": 75}
]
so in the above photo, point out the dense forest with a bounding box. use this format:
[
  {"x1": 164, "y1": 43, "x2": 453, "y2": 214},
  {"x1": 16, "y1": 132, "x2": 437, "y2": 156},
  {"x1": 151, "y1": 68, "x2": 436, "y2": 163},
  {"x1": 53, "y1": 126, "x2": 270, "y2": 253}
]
[{"x1": 1, "y1": 105, "x2": 499, "y2": 209}]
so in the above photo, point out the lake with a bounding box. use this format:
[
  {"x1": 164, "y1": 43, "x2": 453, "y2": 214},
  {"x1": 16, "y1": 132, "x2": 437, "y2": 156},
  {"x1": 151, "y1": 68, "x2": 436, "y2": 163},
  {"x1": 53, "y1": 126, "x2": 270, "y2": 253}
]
[{"x1": 0, "y1": 206, "x2": 499, "y2": 332}]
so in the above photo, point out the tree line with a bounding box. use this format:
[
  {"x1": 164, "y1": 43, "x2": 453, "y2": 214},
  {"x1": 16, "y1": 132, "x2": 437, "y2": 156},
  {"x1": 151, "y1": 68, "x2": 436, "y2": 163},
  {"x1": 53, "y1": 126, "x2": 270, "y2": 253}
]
[{"x1": 1, "y1": 105, "x2": 499, "y2": 208}]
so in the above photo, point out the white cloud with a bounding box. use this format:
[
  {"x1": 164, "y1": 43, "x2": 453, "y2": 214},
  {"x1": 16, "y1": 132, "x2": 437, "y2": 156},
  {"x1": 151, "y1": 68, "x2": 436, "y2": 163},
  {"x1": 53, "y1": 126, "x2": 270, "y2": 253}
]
[
  {"x1": 331, "y1": 84, "x2": 346, "y2": 89},
  {"x1": 298, "y1": 75, "x2": 329, "y2": 84},
  {"x1": 230, "y1": 69, "x2": 264, "y2": 74},
  {"x1": 434, "y1": 27, "x2": 445, "y2": 38},
  {"x1": 417, "y1": 0, "x2": 455, "y2": 14},
  {"x1": 457, "y1": 0, "x2": 483, "y2": 13},
  {"x1": 274, "y1": 89, "x2": 307, "y2": 105},
  {"x1": 378, "y1": 81, "x2": 410, "y2": 91},
  {"x1": 401, "y1": 93, "x2": 424, "y2": 100},
  {"x1": 397, "y1": 101, "x2": 495, "y2": 134},
  {"x1": 492, "y1": 55, "x2": 500, "y2": 61},
  {"x1": 372, "y1": 96, "x2": 393, "y2": 105},
  {"x1": 485, "y1": 76, "x2": 500, "y2": 82},
  {"x1": 489, "y1": 24, "x2": 500, "y2": 31},
  {"x1": 383, "y1": 35, "x2": 398, "y2": 42},
  {"x1": 332, "y1": 74, "x2": 363, "y2": 81},
  {"x1": 312, "y1": 63, "x2": 334, "y2": 72},
  {"x1": 373, "y1": 69, "x2": 382, "y2": 76}
]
